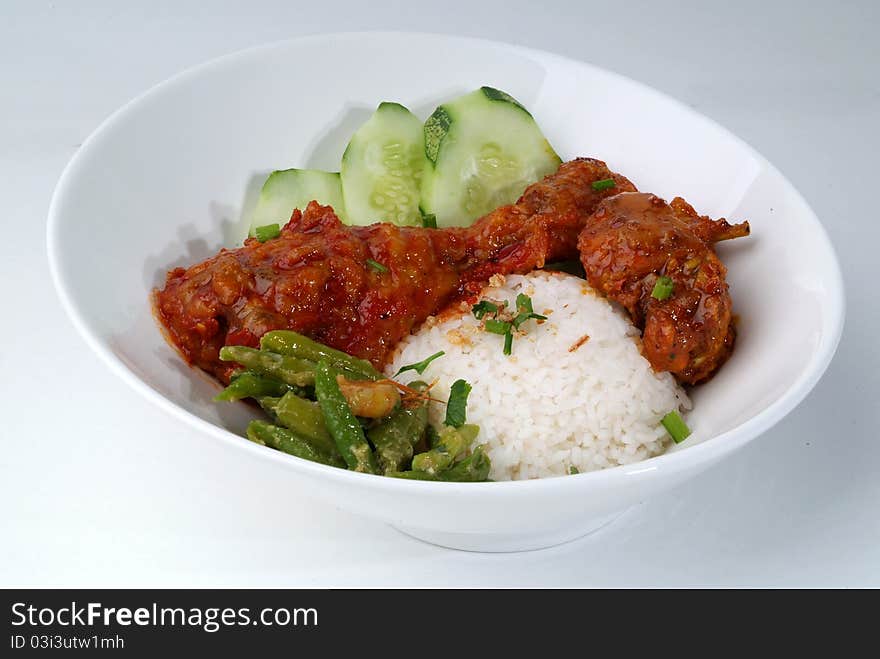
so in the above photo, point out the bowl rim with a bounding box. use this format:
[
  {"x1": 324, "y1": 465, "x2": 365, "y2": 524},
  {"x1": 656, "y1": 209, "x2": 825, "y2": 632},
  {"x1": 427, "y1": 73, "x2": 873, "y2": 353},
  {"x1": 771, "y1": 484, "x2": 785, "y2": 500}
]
[{"x1": 46, "y1": 31, "x2": 846, "y2": 495}]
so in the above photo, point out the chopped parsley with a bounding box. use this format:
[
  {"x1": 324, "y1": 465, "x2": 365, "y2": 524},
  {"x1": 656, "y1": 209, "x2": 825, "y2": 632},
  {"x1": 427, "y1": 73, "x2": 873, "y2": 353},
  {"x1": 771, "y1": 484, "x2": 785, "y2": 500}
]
[
  {"x1": 591, "y1": 178, "x2": 616, "y2": 192},
  {"x1": 512, "y1": 311, "x2": 547, "y2": 329},
  {"x1": 395, "y1": 351, "x2": 445, "y2": 376},
  {"x1": 472, "y1": 300, "x2": 502, "y2": 320},
  {"x1": 516, "y1": 293, "x2": 534, "y2": 314},
  {"x1": 484, "y1": 319, "x2": 511, "y2": 335},
  {"x1": 472, "y1": 292, "x2": 547, "y2": 356},
  {"x1": 445, "y1": 379, "x2": 472, "y2": 428},
  {"x1": 512, "y1": 293, "x2": 547, "y2": 329}
]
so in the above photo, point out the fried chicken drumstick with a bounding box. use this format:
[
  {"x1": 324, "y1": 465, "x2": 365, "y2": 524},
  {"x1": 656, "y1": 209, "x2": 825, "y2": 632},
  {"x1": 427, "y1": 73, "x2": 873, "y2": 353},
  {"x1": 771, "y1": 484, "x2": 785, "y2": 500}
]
[
  {"x1": 155, "y1": 158, "x2": 636, "y2": 382},
  {"x1": 578, "y1": 192, "x2": 749, "y2": 384},
  {"x1": 154, "y1": 158, "x2": 748, "y2": 385}
]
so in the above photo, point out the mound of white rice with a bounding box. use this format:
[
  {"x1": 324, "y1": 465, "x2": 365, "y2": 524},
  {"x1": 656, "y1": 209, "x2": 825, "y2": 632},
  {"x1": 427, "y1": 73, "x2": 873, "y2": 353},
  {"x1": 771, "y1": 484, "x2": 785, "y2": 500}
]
[{"x1": 385, "y1": 271, "x2": 690, "y2": 481}]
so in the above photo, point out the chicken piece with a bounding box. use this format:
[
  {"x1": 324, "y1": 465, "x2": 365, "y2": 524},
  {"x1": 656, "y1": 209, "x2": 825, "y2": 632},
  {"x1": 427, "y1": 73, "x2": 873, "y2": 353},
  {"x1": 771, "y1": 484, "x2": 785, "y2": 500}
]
[
  {"x1": 577, "y1": 192, "x2": 750, "y2": 384},
  {"x1": 154, "y1": 158, "x2": 636, "y2": 381}
]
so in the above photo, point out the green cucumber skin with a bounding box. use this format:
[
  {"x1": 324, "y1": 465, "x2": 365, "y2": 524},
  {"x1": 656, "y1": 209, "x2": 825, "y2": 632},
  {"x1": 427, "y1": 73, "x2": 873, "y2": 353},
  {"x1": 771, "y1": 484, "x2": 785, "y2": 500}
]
[
  {"x1": 420, "y1": 87, "x2": 561, "y2": 228},
  {"x1": 340, "y1": 102, "x2": 427, "y2": 227},
  {"x1": 423, "y1": 106, "x2": 452, "y2": 165},
  {"x1": 479, "y1": 86, "x2": 530, "y2": 114},
  {"x1": 248, "y1": 168, "x2": 346, "y2": 236}
]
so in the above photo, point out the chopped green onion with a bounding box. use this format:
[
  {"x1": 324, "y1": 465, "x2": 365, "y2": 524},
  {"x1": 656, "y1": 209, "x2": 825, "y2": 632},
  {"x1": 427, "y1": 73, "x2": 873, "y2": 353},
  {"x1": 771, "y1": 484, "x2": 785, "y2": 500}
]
[
  {"x1": 512, "y1": 311, "x2": 548, "y2": 329},
  {"x1": 421, "y1": 213, "x2": 437, "y2": 229},
  {"x1": 569, "y1": 465, "x2": 579, "y2": 475},
  {"x1": 661, "y1": 411, "x2": 691, "y2": 444},
  {"x1": 591, "y1": 178, "x2": 616, "y2": 192},
  {"x1": 395, "y1": 350, "x2": 445, "y2": 376},
  {"x1": 445, "y1": 379, "x2": 472, "y2": 428},
  {"x1": 366, "y1": 258, "x2": 388, "y2": 273},
  {"x1": 515, "y1": 293, "x2": 534, "y2": 314},
  {"x1": 471, "y1": 300, "x2": 499, "y2": 320},
  {"x1": 651, "y1": 275, "x2": 674, "y2": 301},
  {"x1": 484, "y1": 319, "x2": 512, "y2": 335},
  {"x1": 254, "y1": 223, "x2": 281, "y2": 242},
  {"x1": 503, "y1": 330, "x2": 513, "y2": 355}
]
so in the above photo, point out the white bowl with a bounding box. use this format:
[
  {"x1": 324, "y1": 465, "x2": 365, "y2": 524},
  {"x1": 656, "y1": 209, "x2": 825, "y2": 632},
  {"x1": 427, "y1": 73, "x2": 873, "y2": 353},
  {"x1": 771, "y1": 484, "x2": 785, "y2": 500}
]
[{"x1": 47, "y1": 33, "x2": 844, "y2": 552}]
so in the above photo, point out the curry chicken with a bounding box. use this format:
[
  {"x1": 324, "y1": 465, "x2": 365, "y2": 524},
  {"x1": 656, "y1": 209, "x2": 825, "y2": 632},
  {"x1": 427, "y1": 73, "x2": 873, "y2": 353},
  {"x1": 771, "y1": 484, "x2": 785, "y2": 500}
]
[{"x1": 154, "y1": 158, "x2": 748, "y2": 385}]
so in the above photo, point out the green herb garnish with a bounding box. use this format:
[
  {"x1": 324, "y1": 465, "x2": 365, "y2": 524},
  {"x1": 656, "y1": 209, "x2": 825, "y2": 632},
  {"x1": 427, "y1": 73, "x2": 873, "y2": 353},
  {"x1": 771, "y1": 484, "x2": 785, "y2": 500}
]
[
  {"x1": 254, "y1": 223, "x2": 281, "y2": 242},
  {"x1": 395, "y1": 351, "x2": 445, "y2": 376},
  {"x1": 511, "y1": 293, "x2": 547, "y2": 328},
  {"x1": 421, "y1": 213, "x2": 437, "y2": 229},
  {"x1": 503, "y1": 330, "x2": 513, "y2": 355},
  {"x1": 569, "y1": 465, "x2": 579, "y2": 475},
  {"x1": 661, "y1": 411, "x2": 691, "y2": 444},
  {"x1": 591, "y1": 178, "x2": 616, "y2": 192},
  {"x1": 651, "y1": 275, "x2": 674, "y2": 301},
  {"x1": 472, "y1": 300, "x2": 499, "y2": 320},
  {"x1": 512, "y1": 311, "x2": 547, "y2": 329},
  {"x1": 484, "y1": 319, "x2": 512, "y2": 335},
  {"x1": 366, "y1": 258, "x2": 388, "y2": 273},
  {"x1": 516, "y1": 293, "x2": 534, "y2": 314},
  {"x1": 445, "y1": 379, "x2": 472, "y2": 428}
]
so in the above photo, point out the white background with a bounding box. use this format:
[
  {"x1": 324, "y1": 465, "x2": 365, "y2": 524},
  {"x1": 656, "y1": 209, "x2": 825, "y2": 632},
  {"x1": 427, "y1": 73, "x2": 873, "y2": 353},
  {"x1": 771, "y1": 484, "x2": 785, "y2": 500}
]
[{"x1": 2, "y1": 0, "x2": 877, "y2": 586}]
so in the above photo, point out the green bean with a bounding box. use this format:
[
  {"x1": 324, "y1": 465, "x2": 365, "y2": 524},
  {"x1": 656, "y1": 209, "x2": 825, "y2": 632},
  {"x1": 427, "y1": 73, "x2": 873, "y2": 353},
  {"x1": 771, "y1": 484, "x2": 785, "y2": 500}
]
[
  {"x1": 441, "y1": 446, "x2": 491, "y2": 482},
  {"x1": 260, "y1": 330, "x2": 381, "y2": 381},
  {"x1": 410, "y1": 449, "x2": 450, "y2": 474},
  {"x1": 256, "y1": 395, "x2": 281, "y2": 420},
  {"x1": 388, "y1": 447, "x2": 491, "y2": 482},
  {"x1": 314, "y1": 360, "x2": 377, "y2": 474},
  {"x1": 214, "y1": 371, "x2": 298, "y2": 402},
  {"x1": 369, "y1": 420, "x2": 414, "y2": 474},
  {"x1": 404, "y1": 381, "x2": 430, "y2": 447},
  {"x1": 386, "y1": 469, "x2": 438, "y2": 481},
  {"x1": 219, "y1": 345, "x2": 315, "y2": 387},
  {"x1": 413, "y1": 424, "x2": 480, "y2": 474},
  {"x1": 420, "y1": 424, "x2": 440, "y2": 453},
  {"x1": 367, "y1": 381, "x2": 429, "y2": 473},
  {"x1": 274, "y1": 391, "x2": 338, "y2": 456},
  {"x1": 246, "y1": 421, "x2": 346, "y2": 468},
  {"x1": 454, "y1": 424, "x2": 479, "y2": 445}
]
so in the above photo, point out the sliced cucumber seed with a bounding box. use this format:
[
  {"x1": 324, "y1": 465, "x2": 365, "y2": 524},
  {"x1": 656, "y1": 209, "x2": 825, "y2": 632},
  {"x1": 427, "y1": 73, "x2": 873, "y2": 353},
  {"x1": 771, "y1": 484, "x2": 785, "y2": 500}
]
[
  {"x1": 463, "y1": 142, "x2": 530, "y2": 215},
  {"x1": 341, "y1": 103, "x2": 427, "y2": 226},
  {"x1": 419, "y1": 87, "x2": 561, "y2": 227}
]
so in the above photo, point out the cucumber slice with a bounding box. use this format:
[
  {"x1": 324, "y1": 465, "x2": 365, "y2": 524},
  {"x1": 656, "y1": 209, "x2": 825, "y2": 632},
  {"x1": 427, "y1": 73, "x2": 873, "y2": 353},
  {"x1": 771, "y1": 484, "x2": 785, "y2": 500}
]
[
  {"x1": 420, "y1": 87, "x2": 561, "y2": 227},
  {"x1": 249, "y1": 169, "x2": 345, "y2": 235},
  {"x1": 341, "y1": 102, "x2": 426, "y2": 226}
]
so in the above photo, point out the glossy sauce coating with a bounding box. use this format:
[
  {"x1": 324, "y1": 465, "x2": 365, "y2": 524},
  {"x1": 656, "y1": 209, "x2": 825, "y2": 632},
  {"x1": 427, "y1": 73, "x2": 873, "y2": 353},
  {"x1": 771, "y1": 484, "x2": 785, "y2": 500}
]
[
  {"x1": 578, "y1": 192, "x2": 749, "y2": 384},
  {"x1": 154, "y1": 158, "x2": 635, "y2": 382}
]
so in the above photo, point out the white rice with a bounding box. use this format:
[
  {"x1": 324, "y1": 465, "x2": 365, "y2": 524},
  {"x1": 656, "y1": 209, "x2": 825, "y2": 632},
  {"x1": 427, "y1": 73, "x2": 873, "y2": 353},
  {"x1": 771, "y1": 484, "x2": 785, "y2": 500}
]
[{"x1": 384, "y1": 271, "x2": 691, "y2": 481}]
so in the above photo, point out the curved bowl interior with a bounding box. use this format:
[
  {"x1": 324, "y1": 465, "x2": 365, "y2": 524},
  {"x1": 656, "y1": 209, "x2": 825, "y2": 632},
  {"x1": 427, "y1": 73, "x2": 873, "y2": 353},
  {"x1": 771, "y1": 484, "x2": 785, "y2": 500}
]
[{"x1": 47, "y1": 33, "x2": 844, "y2": 547}]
